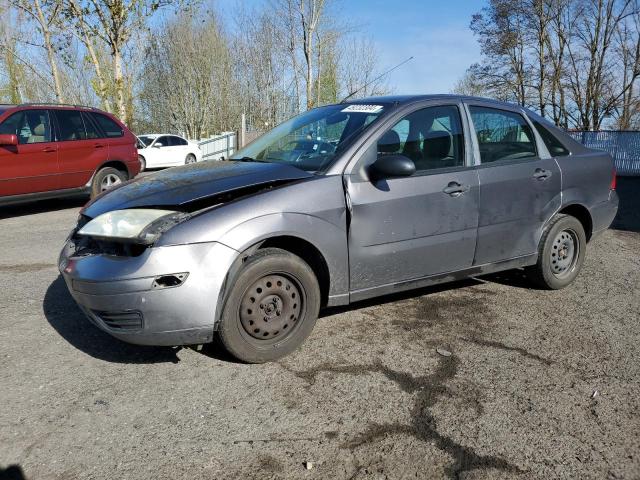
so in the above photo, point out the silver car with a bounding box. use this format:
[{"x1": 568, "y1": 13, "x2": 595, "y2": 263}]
[{"x1": 59, "y1": 95, "x2": 619, "y2": 362}]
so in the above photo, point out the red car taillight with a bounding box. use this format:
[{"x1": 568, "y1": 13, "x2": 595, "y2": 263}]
[{"x1": 611, "y1": 168, "x2": 617, "y2": 190}]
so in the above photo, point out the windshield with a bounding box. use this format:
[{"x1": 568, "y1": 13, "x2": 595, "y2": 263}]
[
  {"x1": 138, "y1": 135, "x2": 154, "y2": 147},
  {"x1": 231, "y1": 103, "x2": 388, "y2": 172}
]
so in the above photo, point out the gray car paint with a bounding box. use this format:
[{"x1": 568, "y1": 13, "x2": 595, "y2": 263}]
[{"x1": 59, "y1": 94, "x2": 619, "y2": 347}]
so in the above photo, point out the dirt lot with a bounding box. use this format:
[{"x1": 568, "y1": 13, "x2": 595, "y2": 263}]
[{"x1": 1, "y1": 179, "x2": 639, "y2": 480}]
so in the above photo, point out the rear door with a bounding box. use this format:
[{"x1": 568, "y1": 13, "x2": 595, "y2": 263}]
[
  {"x1": 465, "y1": 102, "x2": 561, "y2": 264},
  {"x1": 0, "y1": 109, "x2": 59, "y2": 196},
  {"x1": 345, "y1": 103, "x2": 480, "y2": 298},
  {"x1": 88, "y1": 111, "x2": 127, "y2": 165},
  {"x1": 53, "y1": 109, "x2": 109, "y2": 189}
]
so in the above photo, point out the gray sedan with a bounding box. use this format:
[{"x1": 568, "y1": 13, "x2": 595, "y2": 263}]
[{"x1": 59, "y1": 95, "x2": 618, "y2": 362}]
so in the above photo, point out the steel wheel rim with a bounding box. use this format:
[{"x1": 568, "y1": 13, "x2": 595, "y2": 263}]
[
  {"x1": 100, "y1": 173, "x2": 122, "y2": 191},
  {"x1": 239, "y1": 273, "x2": 303, "y2": 342},
  {"x1": 550, "y1": 228, "x2": 579, "y2": 278},
  {"x1": 186, "y1": 155, "x2": 196, "y2": 164}
]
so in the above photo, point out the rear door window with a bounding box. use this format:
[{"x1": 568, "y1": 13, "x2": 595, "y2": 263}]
[
  {"x1": 54, "y1": 110, "x2": 87, "y2": 141},
  {"x1": 469, "y1": 106, "x2": 537, "y2": 163},
  {"x1": 89, "y1": 112, "x2": 124, "y2": 138},
  {"x1": 0, "y1": 110, "x2": 52, "y2": 144}
]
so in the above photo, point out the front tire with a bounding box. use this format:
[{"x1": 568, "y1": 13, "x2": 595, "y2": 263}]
[
  {"x1": 218, "y1": 248, "x2": 320, "y2": 363},
  {"x1": 91, "y1": 167, "x2": 127, "y2": 198},
  {"x1": 139, "y1": 155, "x2": 146, "y2": 172},
  {"x1": 527, "y1": 214, "x2": 586, "y2": 289}
]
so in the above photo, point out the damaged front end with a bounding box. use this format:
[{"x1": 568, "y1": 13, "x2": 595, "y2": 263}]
[{"x1": 62, "y1": 178, "x2": 303, "y2": 266}]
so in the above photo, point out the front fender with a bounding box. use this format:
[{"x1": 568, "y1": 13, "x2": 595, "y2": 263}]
[{"x1": 219, "y1": 212, "x2": 349, "y2": 300}]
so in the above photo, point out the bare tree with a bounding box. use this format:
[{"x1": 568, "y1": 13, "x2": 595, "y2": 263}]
[
  {"x1": 8, "y1": 0, "x2": 65, "y2": 101},
  {"x1": 340, "y1": 37, "x2": 389, "y2": 99},
  {"x1": 462, "y1": 0, "x2": 640, "y2": 129},
  {"x1": 140, "y1": 11, "x2": 236, "y2": 138},
  {"x1": 64, "y1": 0, "x2": 178, "y2": 123}
]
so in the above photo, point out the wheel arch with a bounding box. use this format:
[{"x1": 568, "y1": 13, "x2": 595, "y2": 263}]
[
  {"x1": 85, "y1": 160, "x2": 130, "y2": 191},
  {"x1": 96, "y1": 160, "x2": 130, "y2": 178},
  {"x1": 256, "y1": 235, "x2": 331, "y2": 307},
  {"x1": 212, "y1": 212, "x2": 349, "y2": 326},
  {"x1": 558, "y1": 203, "x2": 593, "y2": 242}
]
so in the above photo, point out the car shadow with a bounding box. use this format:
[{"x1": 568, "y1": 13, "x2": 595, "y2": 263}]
[
  {"x1": 43, "y1": 275, "x2": 181, "y2": 364},
  {"x1": 612, "y1": 177, "x2": 640, "y2": 233},
  {"x1": 0, "y1": 196, "x2": 87, "y2": 220}
]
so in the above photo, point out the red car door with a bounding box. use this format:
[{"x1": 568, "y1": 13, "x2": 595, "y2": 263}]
[
  {"x1": 53, "y1": 108, "x2": 109, "y2": 189},
  {"x1": 0, "y1": 109, "x2": 59, "y2": 196}
]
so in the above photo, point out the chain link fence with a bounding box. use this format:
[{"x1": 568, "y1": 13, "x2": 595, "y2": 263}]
[{"x1": 568, "y1": 131, "x2": 640, "y2": 176}]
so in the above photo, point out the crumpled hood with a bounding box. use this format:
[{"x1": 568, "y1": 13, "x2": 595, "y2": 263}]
[{"x1": 83, "y1": 161, "x2": 313, "y2": 218}]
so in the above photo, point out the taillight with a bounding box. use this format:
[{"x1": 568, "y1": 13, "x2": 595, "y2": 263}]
[{"x1": 610, "y1": 168, "x2": 617, "y2": 190}]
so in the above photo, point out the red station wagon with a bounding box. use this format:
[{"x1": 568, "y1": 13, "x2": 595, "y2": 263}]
[{"x1": 0, "y1": 104, "x2": 140, "y2": 206}]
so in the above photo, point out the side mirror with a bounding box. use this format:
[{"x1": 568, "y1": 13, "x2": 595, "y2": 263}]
[
  {"x1": 370, "y1": 154, "x2": 415, "y2": 179},
  {"x1": 0, "y1": 134, "x2": 18, "y2": 146},
  {"x1": 153, "y1": 142, "x2": 163, "y2": 148}
]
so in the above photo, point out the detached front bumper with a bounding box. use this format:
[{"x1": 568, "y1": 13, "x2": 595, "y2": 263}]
[{"x1": 59, "y1": 240, "x2": 238, "y2": 346}]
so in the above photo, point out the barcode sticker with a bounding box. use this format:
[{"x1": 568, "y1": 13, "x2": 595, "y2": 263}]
[{"x1": 341, "y1": 104, "x2": 384, "y2": 113}]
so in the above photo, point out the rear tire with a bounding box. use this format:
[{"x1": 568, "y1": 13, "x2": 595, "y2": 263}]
[
  {"x1": 91, "y1": 167, "x2": 127, "y2": 198},
  {"x1": 527, "y1": 214, "x2": 586, "y2": 289},
  {"x1": 185, "y1": 153, "x2": 197, "y2": 165},
  {"x1": 218, "y1": 248, "x2": 320, "y2": 363}
]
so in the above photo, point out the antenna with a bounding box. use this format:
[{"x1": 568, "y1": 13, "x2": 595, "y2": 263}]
[{"x1": 340, "y1": 56, "x2": 414, "y2": 103}]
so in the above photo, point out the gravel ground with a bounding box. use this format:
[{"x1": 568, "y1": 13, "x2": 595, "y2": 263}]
[{"x1": 1, "y1": 179, "x2": 639, "y2": 480}]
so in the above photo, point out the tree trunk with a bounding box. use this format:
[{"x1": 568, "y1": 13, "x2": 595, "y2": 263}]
[
  {"x1": 113, "y1": 47, "x2": 127, "y2": 122},
  {"x1": 33, "y1": 0, "x2": 63, "y2": 102}
]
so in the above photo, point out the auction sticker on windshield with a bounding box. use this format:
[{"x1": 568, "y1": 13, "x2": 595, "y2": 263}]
[{"x1": 341, "y1": 104, "x2": 384, "y2": 113}]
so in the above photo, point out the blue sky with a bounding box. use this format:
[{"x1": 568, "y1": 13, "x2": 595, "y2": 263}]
[
  {"x1": 338, "y1": 0, "x2": 485, "y2": 93},
  {"x1": 216, "y1": 0, "x2": 485, "y2": 94}
]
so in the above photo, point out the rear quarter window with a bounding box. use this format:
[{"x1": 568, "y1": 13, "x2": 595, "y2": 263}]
[
  {"x1": 532, "y1": 120, "x2": 570, "y2": 157},
  {"x1": 90, "y1": 112, "x2": 124, "y2": 138}
]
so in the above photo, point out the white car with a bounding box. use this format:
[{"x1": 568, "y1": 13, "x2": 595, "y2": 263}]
[{"x1": 137, "y1": 134, "x2": 203, "y2": 171}]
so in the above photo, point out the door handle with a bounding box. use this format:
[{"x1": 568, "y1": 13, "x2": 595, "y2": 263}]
[
  {"x1": 42, "y1": 147, "x2": 56, "y2": 153},
  {"x1": 533, "y1": 168, "x2": 551, "y2": 180},
  {"x1": 442, "y1": 182, "x2": 470, "y2": 196},
  {"x1": 94, "y1": 143, "x2": 105, "y2": 149}
]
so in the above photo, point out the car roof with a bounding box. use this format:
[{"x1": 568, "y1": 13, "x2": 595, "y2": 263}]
[
  {"x1": 139, "y1": 133, "x2": 186, "y2": 139},
  {"x1": 349, "y1": 94, "x2": 523, "y2": 109},
  {"x1": 0, "y1": 103, "x2": 110, "y2": 115}
]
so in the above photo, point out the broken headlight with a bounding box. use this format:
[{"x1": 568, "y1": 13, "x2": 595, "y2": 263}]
[{"x1": 77, "y1": 209, "x2": 190, "y2": 245}]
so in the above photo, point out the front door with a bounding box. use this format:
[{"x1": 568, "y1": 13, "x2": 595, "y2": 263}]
[
  {"x1": 150, "y1": 135, "x2": 172, "y2": 167},
  {"x1": 346, "y1": 104, "x2": 480, "y2": 298},
  {"x1": 466, "y1": 104, "x2": 562, "y2": 264},
  {"x1": 0, "y1": 109, "x2": 59, "y2": 196}
]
